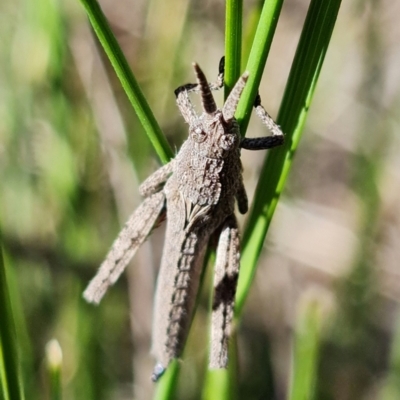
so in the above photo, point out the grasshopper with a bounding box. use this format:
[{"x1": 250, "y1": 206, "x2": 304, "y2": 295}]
[{"x1": 83, "y1": 57, "x2": 284, "y2": 381}]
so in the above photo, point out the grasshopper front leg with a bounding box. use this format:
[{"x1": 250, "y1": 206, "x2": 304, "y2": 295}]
[
  {"x1": 139, "y1": 161, "x2": 174, "y2": 197},
  {"x1": 240, "y1": 94, "x2": 285, "y2": 150}
]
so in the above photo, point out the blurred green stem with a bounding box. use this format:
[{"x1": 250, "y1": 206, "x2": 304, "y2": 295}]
[
  {"x1": 289, "y1": 300, "x2": 323, "y2": 400},
  {"x1": 45, "y1": 340, "x2": 63, "y2": 400},
  {"x1": 380, "y1": 312, "x2": 400, "y2": 399},
  {"x1": 79, "y1": 0, "x2": 173, "y2": 164},
  {"x1": 0, "y1": 247, "x2": 25, "y2": 400}
]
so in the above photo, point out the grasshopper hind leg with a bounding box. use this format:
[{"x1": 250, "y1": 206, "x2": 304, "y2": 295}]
[
  {"x1": 83, "y1": 191, "x2": 166, "y2": 304},
  {"x1": 210, "y1": 214, "x2": 240, "y2": 369}
]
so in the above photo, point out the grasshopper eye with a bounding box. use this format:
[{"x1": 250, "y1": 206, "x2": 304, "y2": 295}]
[
  {"x1": 190, "y1": 126, "x2": 207, "y2": 143},
  {"x1": 219, "y1": 134, "x2": 235, "y2": 150}
]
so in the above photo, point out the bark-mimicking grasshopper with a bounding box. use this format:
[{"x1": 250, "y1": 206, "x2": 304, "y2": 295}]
[{"x1": 83, "y1": 57, "x2": 284, "y2": 381}]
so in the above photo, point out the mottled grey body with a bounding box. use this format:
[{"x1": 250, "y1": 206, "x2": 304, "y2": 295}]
[
  {"x1": 152, "y1": 111, "x2": 243, "y2": 372},
  {"x1": 83, "y1": 58, "x2": 284, "y2": 381}
]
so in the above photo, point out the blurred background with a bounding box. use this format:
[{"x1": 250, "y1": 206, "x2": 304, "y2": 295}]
[{"x1": 1, "y1": 0, "x2": 399, "y2": 399}]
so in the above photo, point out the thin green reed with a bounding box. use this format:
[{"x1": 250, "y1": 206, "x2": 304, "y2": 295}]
[
  {"x1": 236, "y1": 0, "x2": 343, "y2": 316},
  {"x1": 0, "y1": 248, "x2": 25, "y2": 400},
  {"x1": 79, "y1": 0, "x2": 173, "y2": 164}
]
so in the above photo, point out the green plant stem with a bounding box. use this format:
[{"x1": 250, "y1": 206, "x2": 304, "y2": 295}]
[
  {"x1": 49, "y1": 368, "x2": 62, "y2": 400},
  {"x1": 236, "y1": 0, "x2": 343, "y2": 316},
  {"x1": 0, "y1": 248, "x2": 25, "y2": 400},
  {"x1": 289, "y1": 300, "x2": 322, "y2": 400},
  {"x1": 380, "y1": 312, "x2": 400, "y2": 399},
  {"x1": 79, "y1": 0, "x2": 173, "y2": 164},
  {"x1": 235, "y1": 0, "x2": 284, "y2": 136},
  {"x1": 224, "y1": 0, "x2": 243, "y2": 98},
  {"x1": 202, "y1": 333, "x2": 238, "y2": 400},
  {"x1": 46, "y1": 340, "x2": 63, "y2": 400},
  {"x1": 153, "y1": 360, "x2": 179, "y2": 400}
]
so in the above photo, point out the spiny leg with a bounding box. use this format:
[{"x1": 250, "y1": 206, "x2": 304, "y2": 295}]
[
  {"x1": 151, "y1": 225, "x2": 210, "y2": 382},
  {"x1": 240, "y1": 93, "x2": 285, "y2": 150},
  {"x1": 210, "y1": 214, "x2": 240, "y2": 369},
  {"x1": 139, "y1": 161, "x2": 174, "y2": 198},
  {"x1": 219, "y1": 57, "x2": 282, "y2": 143},
  {"x1": 83, "y1": 191, "x2": 166, "y2": 304}
]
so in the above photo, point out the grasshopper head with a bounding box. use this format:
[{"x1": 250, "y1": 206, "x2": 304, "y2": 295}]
[{"x1": 188, "y1": 64, "x2": 249, "y2": 158}]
